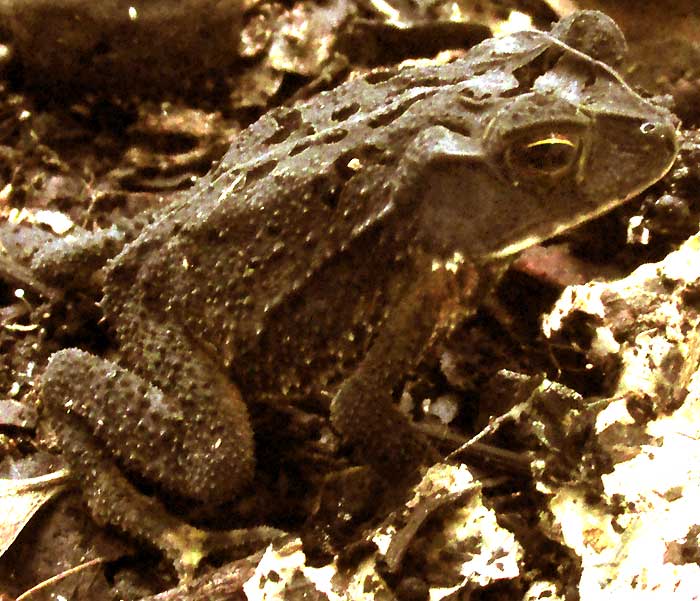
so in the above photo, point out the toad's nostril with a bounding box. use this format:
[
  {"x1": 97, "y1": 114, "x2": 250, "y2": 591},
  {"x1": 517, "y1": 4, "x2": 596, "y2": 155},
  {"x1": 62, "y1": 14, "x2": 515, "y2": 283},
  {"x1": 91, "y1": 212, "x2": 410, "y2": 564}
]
[{"x1": 640, "y1": 119, "x2": 678, "y2": 160}]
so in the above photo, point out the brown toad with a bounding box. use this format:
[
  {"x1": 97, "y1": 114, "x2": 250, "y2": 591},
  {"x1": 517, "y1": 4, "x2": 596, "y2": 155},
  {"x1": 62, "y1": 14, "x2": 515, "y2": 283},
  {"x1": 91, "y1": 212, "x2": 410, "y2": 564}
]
[{"x1": 38, "y1": 11, "x2": 678, "y2": 577}]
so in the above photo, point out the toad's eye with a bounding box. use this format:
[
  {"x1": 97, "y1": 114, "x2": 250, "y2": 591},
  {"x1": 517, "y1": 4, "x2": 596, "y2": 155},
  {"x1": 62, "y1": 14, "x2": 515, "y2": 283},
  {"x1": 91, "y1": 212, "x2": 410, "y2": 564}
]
[{"x1": 505, "y1": 134, "x2": 581, "y2": 178}]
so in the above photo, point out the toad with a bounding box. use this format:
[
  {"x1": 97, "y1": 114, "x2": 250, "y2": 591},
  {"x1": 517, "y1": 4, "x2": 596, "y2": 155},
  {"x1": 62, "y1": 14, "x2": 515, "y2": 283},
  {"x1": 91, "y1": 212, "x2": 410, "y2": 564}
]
[{"x1": 36, "y1": 11, "x2": 678, "y2": 577}]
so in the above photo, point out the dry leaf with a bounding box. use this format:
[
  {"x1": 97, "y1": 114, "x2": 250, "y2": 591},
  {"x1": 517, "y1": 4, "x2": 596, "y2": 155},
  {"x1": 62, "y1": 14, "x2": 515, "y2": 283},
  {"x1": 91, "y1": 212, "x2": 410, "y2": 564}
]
[{"x1": 0, "y1": 471, "x2": 70, "y2": 558}]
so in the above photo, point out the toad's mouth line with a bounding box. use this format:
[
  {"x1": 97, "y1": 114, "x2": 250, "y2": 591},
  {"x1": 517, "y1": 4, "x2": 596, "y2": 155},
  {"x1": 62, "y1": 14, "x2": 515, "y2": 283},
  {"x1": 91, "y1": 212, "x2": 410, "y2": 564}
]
[
  {"x1": 486, "y1": 197, "x2": 629, "y2": 260},
  {"x1": 488, "y1": 202, "x2": 631, "y2": 260}
]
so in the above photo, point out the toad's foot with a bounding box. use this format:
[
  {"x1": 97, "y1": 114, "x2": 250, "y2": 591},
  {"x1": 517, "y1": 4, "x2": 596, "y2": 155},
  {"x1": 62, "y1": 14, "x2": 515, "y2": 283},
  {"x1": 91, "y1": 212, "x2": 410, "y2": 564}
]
[{"x1": 165, "y1": 524, "x2": 287, "y2": 580}]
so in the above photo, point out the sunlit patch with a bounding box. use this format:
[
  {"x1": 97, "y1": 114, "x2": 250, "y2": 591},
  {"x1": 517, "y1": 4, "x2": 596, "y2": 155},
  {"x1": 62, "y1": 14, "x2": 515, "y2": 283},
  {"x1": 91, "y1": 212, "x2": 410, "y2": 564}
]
[
  {"x1": 431, "y1": 251, "x2": 465, "y2": 273},
  {"x1": 493, "y1": 11, "x2": 533, "y2": 36}
]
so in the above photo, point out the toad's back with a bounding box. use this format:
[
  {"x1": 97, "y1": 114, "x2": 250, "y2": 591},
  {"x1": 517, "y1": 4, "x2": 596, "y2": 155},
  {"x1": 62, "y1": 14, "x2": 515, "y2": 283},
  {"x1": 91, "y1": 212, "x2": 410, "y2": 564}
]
[{"x1": 100, "y1": 46, "x2": 528, "y2": 397}]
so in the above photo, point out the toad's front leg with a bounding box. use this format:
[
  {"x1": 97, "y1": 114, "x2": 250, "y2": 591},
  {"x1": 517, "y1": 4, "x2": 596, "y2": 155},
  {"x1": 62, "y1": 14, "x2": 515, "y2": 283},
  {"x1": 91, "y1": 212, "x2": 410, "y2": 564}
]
[
  {"x1": 330, "y1": 126, "x2": 487, "y2": 481},
  {"x1": 330, "y1": 255, "x2": 479, "y2": 482}
]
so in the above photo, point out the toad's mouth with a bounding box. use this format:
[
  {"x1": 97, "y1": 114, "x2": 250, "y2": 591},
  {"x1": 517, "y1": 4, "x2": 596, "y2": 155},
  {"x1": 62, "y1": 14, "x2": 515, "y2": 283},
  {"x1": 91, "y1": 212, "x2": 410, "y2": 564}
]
[
  {"x1": 486, "y1": 193, "x2": 639, "y2": 260},
  {"x1": 487, "y1": 157, "x2": 678, "y2": 261},
  {"x1": 485, "y1": 191, "x2": 662, "y2": 261}
]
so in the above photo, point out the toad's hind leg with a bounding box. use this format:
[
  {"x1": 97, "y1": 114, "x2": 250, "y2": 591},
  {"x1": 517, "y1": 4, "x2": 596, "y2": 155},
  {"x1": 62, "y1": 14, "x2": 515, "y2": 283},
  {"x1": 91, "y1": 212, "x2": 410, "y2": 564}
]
[
  {"x1": 43, "y1": 342, "x2": 255, "y2": 504},
  {"x1": 45, "y1": 387, "x2": 279, "y2": 579},
  {"x1": 41, "y1": 325, "x2": 257, "y2": 575},
  {"x1": 45, "y1": 394, "x2": 210, "y2": 578}
]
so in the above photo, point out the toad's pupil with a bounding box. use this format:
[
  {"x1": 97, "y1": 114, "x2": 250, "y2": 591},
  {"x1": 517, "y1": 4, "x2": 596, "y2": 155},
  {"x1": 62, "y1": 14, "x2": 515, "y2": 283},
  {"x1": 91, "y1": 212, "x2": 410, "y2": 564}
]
[{"x1": 515, "y1": 138, "x2": 577, "y2": 174}]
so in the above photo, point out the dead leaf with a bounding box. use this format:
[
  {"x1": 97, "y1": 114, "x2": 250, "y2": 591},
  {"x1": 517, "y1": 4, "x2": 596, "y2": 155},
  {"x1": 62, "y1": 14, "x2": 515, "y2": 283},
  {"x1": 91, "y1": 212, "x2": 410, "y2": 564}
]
[{"x1": 0, "y1": 471, "x2": 70, "y2": 558}]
